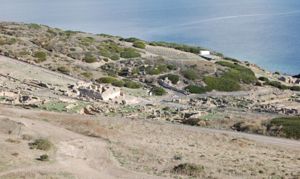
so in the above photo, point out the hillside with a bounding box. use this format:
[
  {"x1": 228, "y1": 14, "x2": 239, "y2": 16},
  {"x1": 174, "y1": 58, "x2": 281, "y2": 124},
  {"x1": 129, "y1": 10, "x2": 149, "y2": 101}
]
[{"x1": 0, "y1": 22, "x2": 299, "y2": 178}]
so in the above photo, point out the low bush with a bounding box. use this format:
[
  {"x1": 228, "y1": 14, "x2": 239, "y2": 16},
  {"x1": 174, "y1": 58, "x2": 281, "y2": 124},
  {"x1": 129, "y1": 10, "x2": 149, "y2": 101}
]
[
  {"x1": 57, "y1": 66, "x2": 70, "y2": 74},
  {"x1": 120, "y1": 48, "x2": 141, "y2": 58},
  {"x1": 110, "y1": 54, "x2": 120, "y2": 61},
  {"x1": 181, "y1": 70, "x2": 199, "y2": 81},
  {"x1": 151, "y1": 86, "x2": 167, "y2": 96},
  {"x1": 185, "y1": 85, "x2": 208, "y2": 94},
  {"x1": 149, "y1": 41, "x2": 202, "y2": 54},
  {"x1": 172, "y1": 163, "x2": 204, "y2": 177},
  {"x1": 81, "y1": 72, "x2": 93, "y2": 79},
  {"x1": 204, "y1": 76, "x2": 241, "y2": 92},
  {"x1": 28, "y1": 23, "x2": 41, "y2": 29},
  {"x1": 96, "y1": 76, "x2": 118, "y2": 84},
  {"x1": 146, "y1": 64, "x2": 169, "y2": 75},
  {"x1": 160, "y1": 74, "x2": 180, "y2": 84},
  {"x1": 34, "y1": 51, "x2": 47, "y2": 63},
  {"x1": 216, "y1": 61, "x2": 257, "y2": 84},
  {"x1": 268, "y1": 117, "x2": 300, "y2": 139},
  {"x1": 290, "y1": 86, "x2": 300, "y2": 91},
  {"x1": 111, "y1": 80, "x2": 125, "y2": 87},
  {"x1": 120, "y1": 37, "x2": 142, "y2": 43},
  {"x1": 266, "y1": 81, "x2": 289, "y2": 90},
  {"x1": 29, "y1": 139, "x2": 52, "y2": 151},
  {"x1": 124, "y1": 80, "x2": 142, "y2": 89},
  {"x1": 258, "y1": 76, "x2": 269, "y2": 82},
  {"x1": 133, "y1": 41, "x2": 146, "y2": 49},
  {"x1": 0, "y1": 37, "x2": 17, "y2": 45},
  {"x1": 37, "y1": 154, "x2": 49, "y2": 161},
  {"x1": 83, "y1": 54, "x2": 97, "y2": 63}
]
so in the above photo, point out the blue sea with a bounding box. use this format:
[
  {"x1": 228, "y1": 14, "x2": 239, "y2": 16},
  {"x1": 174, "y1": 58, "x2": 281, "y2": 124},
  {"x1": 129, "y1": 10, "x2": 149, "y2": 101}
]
[{"x1": 0, "y1": 0, "x2": 300, "y2": 74}]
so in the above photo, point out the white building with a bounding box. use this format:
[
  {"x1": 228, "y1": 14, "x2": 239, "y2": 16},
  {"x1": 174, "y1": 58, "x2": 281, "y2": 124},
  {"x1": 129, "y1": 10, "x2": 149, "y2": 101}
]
[{"x1": 200, "y1": 50, "x2": 210, "y2": 56}]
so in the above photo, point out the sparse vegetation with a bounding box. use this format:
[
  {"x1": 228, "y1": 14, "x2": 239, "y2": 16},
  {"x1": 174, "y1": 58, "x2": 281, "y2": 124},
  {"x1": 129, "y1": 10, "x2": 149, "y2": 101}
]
[
  {"x1": 258, "y1": 76, "x2": 269, "y2": 82},
  {"x1": 151, "y1": 86, "x2": 167, "y2": 96},
  {"x1": 40, "y1": 101, "x2": 67, "y2": 112},
  {"x1": 216, "y1": 61, "x2": 257, "y2": 84},
  {"x1": 57, "y1": 66, "x2": 70, "y2": 74},
  {"x1": 172, "y1": 163, "x2": 204, "y2": 177},
  {"x1": 28, "y1": 23, "x2": 41, "y2": 29},
  {"x1": 159, "y1": 74, "x2": 180, "y2": 84},
  {"x1": 181, "y1": 70, "x2": 199, "y2": 80},
  {"x1": 33, "y1": 51, "x2": 47, "y2": 63},
  {"x1": 185, "y1": 85, "x2": 208, "y2": 94},
  {"x1": 83, "y1": 53, "x2": 97, "y2": 63},
  {"x1": 81, "y1": 72, "x2": 93, "y2": 79},
  {"x1": 133, "y1": 41, "x2": 146, "y2": 49},
  {"x1": 96, "y1": 77, "x2": 141, "y2": 89},
  {"x1": 29, "y1": 139, "x2": 52, "y2": 151},
  {"x1": 37, "y1": 154, "x2": 49, "y2": 161},
  {"x1": 96, "y1": 76, "x2": 119, "y2": 84},
  {"x1": 267, "y1": 117, "x2": 300, "y2": 139},
  {"x1": 266, "y1": 81, "x2": 289, "y2": 90},
  {"x1": 0, "y1": 37, "x2": 17, "y2": 45},
  {"x1": 123, "y1": 80, "x2": 142, "y2": 89},
  {"x1": 120, "y1": 37, "x2": 142, "y2": 43},
  {"x1": 120, "y1": 48, "x2": 141, "y2": 58},
  {"x1": 149, "y1": 41, "x2": 202, "y2": 54},
  {"x1": 204, "y1": 76, "x2": 241, "y2": 92},
  {"x1": 146, "y1": 65, "x2": 169, "y2": 75}
]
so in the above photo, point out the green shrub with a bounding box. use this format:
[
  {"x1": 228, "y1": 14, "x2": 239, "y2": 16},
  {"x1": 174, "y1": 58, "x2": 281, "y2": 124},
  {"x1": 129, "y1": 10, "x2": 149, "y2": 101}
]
[
  {"x1": 120, "y1": 48, "x2": 141, "y2": 58},
  {"x1": 268, "y1": 117, "x2": 300, "y2": 139},
  {"x1": 266, "y1": 81, "x2": 289, "y2": 90},
  {"x1": 29, "y1": 139, "x2": 52, "y2": 151},
  {"x1": 120, "y1": 37, "x2": 142, "y2": 43},
  {"x1": 40, "y1": 101, "x2": 67, "y2": 112},
  {"x1": 290, "y1": 86, "x2": 300, "y2": 91},
  {"x1": 274, "y1": 71, "x2": 281, "y2": 75},
  {"x1": 80, "y1": 36, "x2": 95, "y2": 46},
  {"x1": 110, "y1": 54, "x2": 120, "y2": 61},
  {"x1": 152, "y1": 86, "x2": 167, "y2": 96},
  {"x1": 0, "y1": 37, "x2": 17, "y2": 45},
  {"x1": 96, "y1": 77, "x2": 118, "y2": 84},
  {"x1": 182, "y1": 70, "x2": 198, "y2": 80},
  {"x1": 112, "y1": 80, "x2": 125, "y2": 87},
  {"x1": 204, "y1": 76, "x2": 241, "y2": 92},
  {"x1": 133, "y1": 41, "x2": 146, "y2": 49},
  {"x1": 160, "y1": 74, "x2": 180, "y2": 84},
  {"x1": 149, "y1": 41, "x2": 202, "y2": 54},
  {"x1": 83, "y1": 54, "x2": 97, "y2": 63},
  {"x1": 34, "y1": 51, "x2": 47, "y2": 63},
  {"x1": 57, "y1": 66, "x2": 70, "y2": 74},
  {"x1": 81, "y1": 72, "x2": 93, "y2": 79},
  {"x1": 28, "y1": 23, "x2": 41, "y2": 29},
  {"x1": 185, "y1": 85, "x2": 208, "y2": 94},
  {"x1": 216, "y1": 61, "x2": 257, "y2": 84},
  {"x1": 223, "y1": 57, "x2": 240, "y2": 63},
  {"x1": 38, "y1": 154, "x2": 49, "y2": 161},
  {"x1": 124, "y1": 80, "x2": 142, "y2": 89},
  {"x1": 146, "y1": 65, "x2": 169, "y2": 75},
  {"x1": 258, "y1": 76, "x2": 269, "y2": 82},
  {"x1": 172, "y1": 163, "x2": 204, "y2": 177},
  {"x1": 167, "y1": 64, "x2": 177, "y2": 70}
]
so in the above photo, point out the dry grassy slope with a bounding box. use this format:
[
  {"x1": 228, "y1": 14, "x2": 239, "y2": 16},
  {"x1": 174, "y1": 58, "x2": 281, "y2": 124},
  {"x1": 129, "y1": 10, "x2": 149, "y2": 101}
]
[
  {"x1": 0, "y1": 105, "x2": 299, "y2": 179},
  {"x1": 0, "y1": 22, "x2": 215, "y2": 80}
]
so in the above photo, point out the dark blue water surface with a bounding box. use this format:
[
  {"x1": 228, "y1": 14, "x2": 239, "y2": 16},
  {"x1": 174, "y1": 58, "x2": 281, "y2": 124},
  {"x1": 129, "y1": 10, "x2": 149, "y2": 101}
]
[{"x1": 1, "y1": 0, "x2": 300, "y2": 74}]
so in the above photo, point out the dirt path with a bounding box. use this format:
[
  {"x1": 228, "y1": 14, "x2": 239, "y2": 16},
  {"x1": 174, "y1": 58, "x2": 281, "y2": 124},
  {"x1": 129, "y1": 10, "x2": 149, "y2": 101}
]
[{"x1": 0, "y1": 109, "x2": 162, "y2": 179}]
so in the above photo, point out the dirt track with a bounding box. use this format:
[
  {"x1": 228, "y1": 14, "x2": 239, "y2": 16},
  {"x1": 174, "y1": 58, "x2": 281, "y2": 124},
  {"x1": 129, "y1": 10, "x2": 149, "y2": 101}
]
[{"x1": 0, "y1": 105, "x2": 299, "y2": 178}]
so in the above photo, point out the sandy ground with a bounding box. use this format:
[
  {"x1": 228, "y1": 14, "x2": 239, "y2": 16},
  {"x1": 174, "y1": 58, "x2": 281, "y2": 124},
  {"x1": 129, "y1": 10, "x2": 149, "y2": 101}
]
[
  {"x1": 0, "y1": 105, "x2": 299, "y2": 179},
  {"x1": 0, "y1": 105, "x2": 162, "y2": 179},
  {"x1": 0, "y1": 55, "x2": 79, "y2": 87}
]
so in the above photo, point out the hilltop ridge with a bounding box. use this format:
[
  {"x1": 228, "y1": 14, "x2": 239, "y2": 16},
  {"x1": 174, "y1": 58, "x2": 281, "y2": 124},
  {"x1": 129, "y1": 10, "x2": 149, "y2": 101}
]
[{"x1": 0, "y1": 22, "x2": 299, "y2": 178}]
